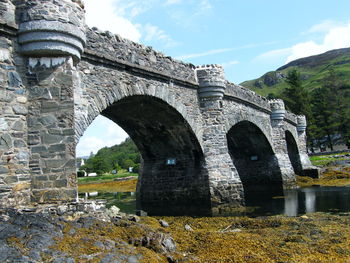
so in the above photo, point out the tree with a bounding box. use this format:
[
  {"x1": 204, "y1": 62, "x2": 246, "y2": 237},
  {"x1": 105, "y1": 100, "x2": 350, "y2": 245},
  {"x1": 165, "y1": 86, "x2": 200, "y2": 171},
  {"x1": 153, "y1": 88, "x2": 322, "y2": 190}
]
[
  {"x1": 282, "y1": 69, "x2": 316, "y2": 148},
  {"x1": 122, "y1": 159, "x2": 135, "y2": 170},
  {"x1": 311, "y1": 68, "x2": 350, "y2": 151},
  {"x1": 282, "y1": 69, "x2": 312, "y2": 117}
]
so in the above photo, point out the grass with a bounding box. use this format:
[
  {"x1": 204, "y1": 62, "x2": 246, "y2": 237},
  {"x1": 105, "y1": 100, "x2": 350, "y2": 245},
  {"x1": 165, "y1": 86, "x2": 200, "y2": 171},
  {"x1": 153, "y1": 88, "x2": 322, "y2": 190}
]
[
  {"x1": 78, "y1": 172, "x2": 138, "y2": 184},
  {"x1": 309, "y1": 152, "x2": 349, "y2": 166}
]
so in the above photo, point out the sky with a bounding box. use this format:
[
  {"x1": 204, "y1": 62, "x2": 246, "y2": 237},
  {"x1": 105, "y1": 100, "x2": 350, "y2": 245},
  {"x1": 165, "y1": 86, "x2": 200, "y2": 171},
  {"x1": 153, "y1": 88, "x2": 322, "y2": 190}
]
[{"x1": 76, "y1": 0, "x2": 350, "y2": 157}]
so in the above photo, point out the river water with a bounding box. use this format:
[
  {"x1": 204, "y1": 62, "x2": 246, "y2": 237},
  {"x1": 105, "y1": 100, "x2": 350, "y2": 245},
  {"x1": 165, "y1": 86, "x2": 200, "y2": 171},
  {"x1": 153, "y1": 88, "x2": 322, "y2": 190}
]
[{"x1": 79, "y1": 186, "x2": 350, "y2": 216}]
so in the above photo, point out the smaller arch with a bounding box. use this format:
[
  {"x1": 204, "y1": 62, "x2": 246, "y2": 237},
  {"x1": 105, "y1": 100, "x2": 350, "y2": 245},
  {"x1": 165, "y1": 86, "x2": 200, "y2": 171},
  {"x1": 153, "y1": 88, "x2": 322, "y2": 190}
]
[
  {"x1": 226, "y1": 121, "x2": 284, "y2": 205},
  {"x1": 285, "y1": 130, "x2": 303, "y2": 175}
]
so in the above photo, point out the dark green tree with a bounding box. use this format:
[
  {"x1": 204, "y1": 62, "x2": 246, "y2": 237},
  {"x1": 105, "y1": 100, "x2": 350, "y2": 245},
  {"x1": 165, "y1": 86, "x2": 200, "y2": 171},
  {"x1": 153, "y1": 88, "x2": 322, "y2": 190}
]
[
  {"x1": 282, "y1": 69, "x2": 312, "y2": 117},
  {"x1": 311, "y1": 68, "x2": 350, "y2": 150},
  {"x1": 282, "y1": 69, "x2": 316, "y2": 148}
]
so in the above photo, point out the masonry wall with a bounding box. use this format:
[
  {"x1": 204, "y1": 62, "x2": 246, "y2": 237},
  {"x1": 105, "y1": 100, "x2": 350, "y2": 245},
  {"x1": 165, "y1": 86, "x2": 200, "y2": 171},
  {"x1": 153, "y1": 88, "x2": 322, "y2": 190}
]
[{"x1": 0, "y1": 0, "x2": 31, "y2": 207}]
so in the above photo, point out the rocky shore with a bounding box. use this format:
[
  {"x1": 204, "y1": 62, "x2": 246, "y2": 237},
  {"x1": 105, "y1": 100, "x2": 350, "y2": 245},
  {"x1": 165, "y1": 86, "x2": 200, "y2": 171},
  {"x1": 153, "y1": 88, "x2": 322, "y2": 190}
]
[
  {"x1": 0, "y1": 207, "x2": 178, "y2": 263},
  {"x1": 1, "y1": 207, "x2": 350, "y2": 263}
]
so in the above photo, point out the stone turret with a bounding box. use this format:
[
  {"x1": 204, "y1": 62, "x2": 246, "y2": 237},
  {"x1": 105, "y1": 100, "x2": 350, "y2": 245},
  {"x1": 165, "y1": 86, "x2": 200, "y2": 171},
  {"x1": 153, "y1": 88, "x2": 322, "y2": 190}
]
[
  {"x1": 195, "y1": 64, "x2": 226, "y2": 99},
  {"x1": 16, "y1": 0, "x2": 86, "y2": 63},
  {"x1": 268, "y1": 99, "x2": 286, "y2": 120},
  {"x1": 297, "y1": 115, "x2": 307, "y2": 132}
]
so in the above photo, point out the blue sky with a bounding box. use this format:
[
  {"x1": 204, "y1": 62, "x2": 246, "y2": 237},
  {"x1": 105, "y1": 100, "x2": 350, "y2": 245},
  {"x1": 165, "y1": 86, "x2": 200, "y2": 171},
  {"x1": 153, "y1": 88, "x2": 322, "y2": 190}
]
[{"x1": 77, "y1": 0, "x2": 350, "y2": 156}]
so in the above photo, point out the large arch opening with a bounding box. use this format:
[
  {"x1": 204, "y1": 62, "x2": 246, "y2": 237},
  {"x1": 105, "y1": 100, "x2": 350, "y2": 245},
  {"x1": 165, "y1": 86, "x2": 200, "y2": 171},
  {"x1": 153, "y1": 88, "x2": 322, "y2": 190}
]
[
  {"x1": 226, "y1": 121, "x2": 284, "y2": 206},
  {"x1": 92, "y1": 95, "x2": 210, "y2": 216},
  {"x1": 285, "y1": 131, "x2": 303, "y2": 175}
]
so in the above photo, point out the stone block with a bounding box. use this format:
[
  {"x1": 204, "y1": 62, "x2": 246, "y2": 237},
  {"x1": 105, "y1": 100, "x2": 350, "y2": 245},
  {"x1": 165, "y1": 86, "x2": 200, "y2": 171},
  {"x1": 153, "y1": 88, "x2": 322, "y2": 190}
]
[
  {"x1": 4, "y1": 176, "x2": 18, "y2": 184},
  {"x1": 11, "y1": 121, "x2": 25, "y2": 131},
  {"x1": 0, "y1": 166, "x2": 9, "y2": 174},
  {"x1": 41, "y1": 101, "x2": 59, "y2": 113},
  {"x1": 0, "y1": 118, "x2": 8, "y2": 131},
  {"x1": 14, "y1": 139, "x2": 26, "y2": 148},
  {"x1": 41, "y1": 133, "x2": 64, "y2": 144},
  {"x1": 31, "y1": 146, "x2": 47, "y2": 153},
  {"x1": 12, "y1": 105, "x2": 28, "y2": 115},
  {"x1": 28, "y1": 134, "x2": 40, "y2": 145},
  {"x1": 7, "y1": 71, "x2": 22, "y2": 87},
  {"x1": 44, "y1": 159, "x2": 66, "y2": 169},
  {"x1": 54, "y1": 179, "x2": 68, "y2": 188},
  {"x1": 48, "y1": 144, "x2": 66, "y2": 152},
  {"x1": 0, "y1": 134, "x2": 12, "y2": 150},
  {"x1": 39, "y1": 115, "x2": 57, "y2": 126}
]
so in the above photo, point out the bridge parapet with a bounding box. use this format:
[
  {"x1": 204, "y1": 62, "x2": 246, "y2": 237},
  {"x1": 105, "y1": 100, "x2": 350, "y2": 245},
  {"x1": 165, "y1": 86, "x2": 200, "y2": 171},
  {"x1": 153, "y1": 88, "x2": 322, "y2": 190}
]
[
  {"x1": 225, "y1": 82, "x2": 271, "y2": 111},
  {"x1": 85, "y1": 28, "x2": 197, "y2": 83},
  {"x1": 285, "y1": 111, "x2": 298, "y2": 125}
]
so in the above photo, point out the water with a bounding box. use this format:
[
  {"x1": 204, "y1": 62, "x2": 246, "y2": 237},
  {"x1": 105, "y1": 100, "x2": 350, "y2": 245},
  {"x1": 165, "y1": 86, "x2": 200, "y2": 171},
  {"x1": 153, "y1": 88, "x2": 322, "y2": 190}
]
[
  {"x1": 79, "y1": 192, "x2": 136, "y2": 214},
  {"x1": 79, "y1": 186, "x2": 350, "y2": 216}
]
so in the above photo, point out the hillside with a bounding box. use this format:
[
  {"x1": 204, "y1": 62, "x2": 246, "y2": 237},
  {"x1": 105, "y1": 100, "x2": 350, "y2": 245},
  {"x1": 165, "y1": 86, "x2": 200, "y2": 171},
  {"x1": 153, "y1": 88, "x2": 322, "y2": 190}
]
[
  {"x1": 80, "y1": 138, "x2": 141, "y2": 175},
  {"x1": 241, "y1": 48, "x2": 350, "y2": 97}
]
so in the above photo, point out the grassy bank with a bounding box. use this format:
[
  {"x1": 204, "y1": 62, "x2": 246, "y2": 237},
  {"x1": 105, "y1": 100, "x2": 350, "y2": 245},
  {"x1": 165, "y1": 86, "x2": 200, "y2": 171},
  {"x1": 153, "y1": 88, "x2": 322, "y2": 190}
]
[
  {"x1": 78, "y1": 172, "x2": 138, "y2": 184},
  {"x1": 309, "y1": 152, "x2": 349, "y2": 166}
]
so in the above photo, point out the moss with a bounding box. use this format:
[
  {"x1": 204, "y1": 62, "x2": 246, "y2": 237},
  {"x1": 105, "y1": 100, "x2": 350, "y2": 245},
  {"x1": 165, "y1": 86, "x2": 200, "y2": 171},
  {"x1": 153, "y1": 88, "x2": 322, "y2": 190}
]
[
  {"x1": 154, "y1": 213, "x2": 350, "y2": 263},
  {"x1": 52, "y1": 218, "x2": 168, "y2": 262},
  {"x1": 6, "y1": 236, "x2": 27, "y2": 253}
]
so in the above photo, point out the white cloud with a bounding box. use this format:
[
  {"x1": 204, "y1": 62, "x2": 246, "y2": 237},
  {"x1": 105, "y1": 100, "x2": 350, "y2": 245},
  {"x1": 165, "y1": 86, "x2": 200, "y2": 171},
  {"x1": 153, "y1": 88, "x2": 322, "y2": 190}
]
[
  {"x1": 165, "y1": 0, "x2": 182, "y2": 5},
  {"x1": 177, "y1": 42, "x2": 277, "y2": 60},
  {"x1": 286, "y1": 21, "x2": 350, "y2": 63},
  {"x1": 84, "y1": 0, "x2": 141, "y2": 42},
  {"x1": 76, "y1": 115, "x2": 128, "y2": 157},
  {"x1": 256, "y1": 21, "x2": 350, "y2": 65},
  {"x1": 255, "y1": 48, "x2": 291, "y2": 62},
  {"x1": 221, "y1": 60, "x2": 240, "y2": 68},
  {"x1": 306, "y1": 20, "x2": 341, "y2": 34},
  {"x1": 141, "y1": 23, "x2": 178, "y2": 48},
  {"x1": 176, "y1": 47, "x2": 235, "y2": 60}
]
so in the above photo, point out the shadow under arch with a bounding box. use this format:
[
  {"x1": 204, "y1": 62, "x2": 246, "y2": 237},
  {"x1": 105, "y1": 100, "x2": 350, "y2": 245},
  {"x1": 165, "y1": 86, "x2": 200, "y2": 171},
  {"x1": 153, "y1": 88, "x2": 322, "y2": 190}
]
[
  {"x1": 100, "y1": 95, "x2": 210, "y2": 216},
  {"x1": 285, "y1": 130, "x2": 303, "y2": 175},
  {"x1": 226, "y1": 121, "x2": 284, "y2": 206}
]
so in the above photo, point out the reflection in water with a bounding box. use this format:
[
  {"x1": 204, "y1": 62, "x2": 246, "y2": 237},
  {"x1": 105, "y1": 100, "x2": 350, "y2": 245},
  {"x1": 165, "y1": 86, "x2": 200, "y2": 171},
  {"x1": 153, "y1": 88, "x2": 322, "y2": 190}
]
[
  {"x1": 284, "y1": 190, "x2": 298, "y2": 217},
  {"x1": 304, "y1": 188, "x2": 316, "y2": 214},
  {"x1": 79, "y1": 192, "x2": 136, "y2": 214},
  {"x1": 80, "y1": 186, "x2": 350, "y2": 216}
]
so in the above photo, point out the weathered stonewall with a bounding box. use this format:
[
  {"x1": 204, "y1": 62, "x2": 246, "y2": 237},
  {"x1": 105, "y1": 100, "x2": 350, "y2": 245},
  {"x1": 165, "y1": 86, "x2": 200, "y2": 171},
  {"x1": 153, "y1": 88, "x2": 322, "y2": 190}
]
[{"x1": 0, "y1": 0, "x2": 317, "y2": 215}]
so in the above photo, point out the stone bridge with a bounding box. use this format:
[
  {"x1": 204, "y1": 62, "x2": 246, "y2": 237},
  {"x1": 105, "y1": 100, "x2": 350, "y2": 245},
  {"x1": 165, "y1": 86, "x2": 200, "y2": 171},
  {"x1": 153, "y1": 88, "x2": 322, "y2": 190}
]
[{"x1": 0, "y1": 0, "x2": 316, "y2": 215}]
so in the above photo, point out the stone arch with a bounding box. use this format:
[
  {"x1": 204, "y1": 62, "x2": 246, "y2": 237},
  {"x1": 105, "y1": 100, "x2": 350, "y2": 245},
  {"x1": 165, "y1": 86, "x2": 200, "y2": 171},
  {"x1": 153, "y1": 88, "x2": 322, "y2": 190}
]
[
  {"x1": 223, "y1": 108, "x2": 276, "y2": 154},
  {"x1": 285, "y1": 130, "x2": 303, "y2": 175},
  {"x1": 226, "y1": 121, "x2": 284, "y2": 204},
  {"x1": 75, "y1": 77, "x2": 203, "y2": 151},
  {"x1": 76, "y1": 91, "x2": 210, "y2": 216}
]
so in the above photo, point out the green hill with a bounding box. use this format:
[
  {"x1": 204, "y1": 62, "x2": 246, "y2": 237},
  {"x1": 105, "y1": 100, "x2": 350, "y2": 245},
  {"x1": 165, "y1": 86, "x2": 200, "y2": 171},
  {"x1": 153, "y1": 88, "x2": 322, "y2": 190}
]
[
  {"x1": 80, "y1": 138, "x2": 140, "y2": 175},
  {"x1": 241, "y1": 47, "x2": 350, "y2": 97}
]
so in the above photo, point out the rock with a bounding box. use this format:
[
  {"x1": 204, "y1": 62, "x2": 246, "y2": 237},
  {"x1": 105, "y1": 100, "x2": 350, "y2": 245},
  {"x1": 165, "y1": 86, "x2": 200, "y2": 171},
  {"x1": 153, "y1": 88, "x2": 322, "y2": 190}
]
[
  {"x1": 159, "y1": 219, "x2": 169, "y2": 228},
  {"x1": 106, "y1": 205, "x2": 120, "y2": 218},
  {"x1": 128, "y1": 215, "x2": 140, "y2": 222},
  {"x1": 184, "y1": 224, "x2": 193, "y2": 231}
]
